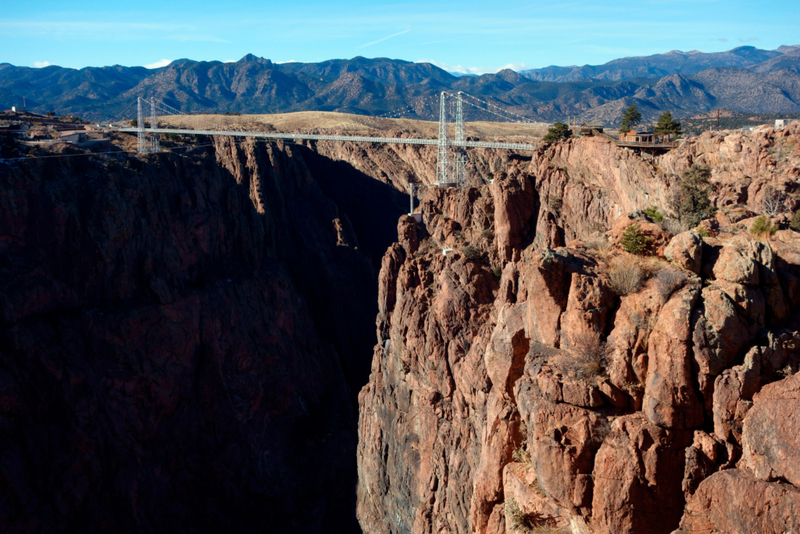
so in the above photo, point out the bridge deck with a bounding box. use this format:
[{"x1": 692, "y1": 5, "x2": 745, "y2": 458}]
[{"x1": 115, "y1": 128, "x2": 541, "y2": 152}]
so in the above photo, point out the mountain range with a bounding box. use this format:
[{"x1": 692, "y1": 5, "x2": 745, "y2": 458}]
[{"x1": 1, "y1": 45, "x2": 799, "y2": 125}]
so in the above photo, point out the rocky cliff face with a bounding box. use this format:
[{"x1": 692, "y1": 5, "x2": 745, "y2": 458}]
[
  {"x1": 0, "y1": 137, "x2": 407, "y2": 532},
  {"x1": 356, "y1": 123, "x2": 800, "y2": 534}
]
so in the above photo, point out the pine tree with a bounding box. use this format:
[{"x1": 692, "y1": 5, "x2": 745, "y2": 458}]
[
  {"x1": 670, "y1": 165, "x2": 715, "y2": 228},
  {"x1": 543, "y1": 122, "x2": 572, "y2": 143},
  {"x1": 655, "y1": 111, "x2": 682, "y2": 137},
  {"x1": 619, "y1": 104, "x2": 642, "y2": 132}
]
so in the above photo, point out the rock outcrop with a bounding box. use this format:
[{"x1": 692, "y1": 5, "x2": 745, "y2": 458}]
[{"x1": 357, "y1": 125, "x2": 800, "y2": 534}]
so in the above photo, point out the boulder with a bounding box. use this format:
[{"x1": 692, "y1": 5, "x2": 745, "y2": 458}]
[
  {"x1": 665, "y1": 231, "x2": 704, "y2": 274},
  {"x1": 673, "y1": 470, "x2": 800, "y2": 534},
  {"x1": 591, "y1": 413, "x2": 691, "y2": 534},
  {"x1": 682, "y1": 431, "x2": 723, "y2": 497},
  {"x1": 712, "y1": 347, "x2": 763, "y2": 445},
  {"x1": 741, "y1": 371, "x2": 800, "y2": 487},
  {"x1": 530, "y1": 401, "x2": 607, "y2": 514},
  {"x1": 397, "y1": 214, "x2": 420, "y2": 254},
  {"x1": 644, "y1": 284, "x2": 705, "y2": 429},
  {"x1": 713, "y1": 243, "x2": 758, "y2": 286}
]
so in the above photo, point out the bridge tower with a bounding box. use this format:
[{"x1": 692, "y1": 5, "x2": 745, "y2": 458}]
[
  {"x1": 453, "y1": 91, "x2": 466, "y2": 188},
  {"x1": 436, "y1": 92, "x2": 451, "y2": 185},
  {"x1": 136, "y1": 97, "x2": 161, "y2": 154},
  {"x1": 137, "y1": 97, "x2": 146, "y2": 153},
  {"x1": 150, "y1": 97, "x2": 160, "y2": 153},
  {"x1": 436, "y1": 91, "x2": 467, "y2": 186}
]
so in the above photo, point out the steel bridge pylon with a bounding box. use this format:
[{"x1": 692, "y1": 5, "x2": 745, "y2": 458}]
[
  {"x1": 435, "y1": 91, "x2": 466, "y2": 188},
  {"x1": 137, "y1": 97, "x2": 161, "y2": 154}
]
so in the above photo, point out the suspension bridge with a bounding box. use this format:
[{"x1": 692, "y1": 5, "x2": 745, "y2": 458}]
[{"x1": 113, "y1": 91, "x2": 544, "y2": 189}]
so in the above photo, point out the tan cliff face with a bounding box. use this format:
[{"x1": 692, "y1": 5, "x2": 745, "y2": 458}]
[{"x1": 356, "y1": 123, "x2": 800, "y2": 534}]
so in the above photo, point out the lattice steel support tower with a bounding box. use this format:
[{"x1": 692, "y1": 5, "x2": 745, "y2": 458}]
[
  {"x1": 137, "y1": 97, "x2": 146, "y2": 153},
  {"x1": 454, "y1": 91, "x2": 467, "y2": 188},
  {"x1": 436, "y1": 92, "x2": 451, "y2": 185},
  {"x1": 150, "y1": 97, "x2": 160, "y2": 153}
]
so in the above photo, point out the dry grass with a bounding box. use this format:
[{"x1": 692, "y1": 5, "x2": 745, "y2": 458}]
[
  {"x1": 563, "y1": 331, "x2": 607, "y2": 380},
  {"x1": 607, "y1": 256, "x2": 646, "y2": 296},
  {"x1": 505, "y1": 498, "x2": 567, "y2": 534},
  {"x1": 154, "y1": 111, "x2": 550, "y2": 140},
  {"x1": 512, "y1": 441, "x2": 532, "y2": 465},
  {"x1": 606, "y1": 255, "x2": 666, "y2": 296},
  {"x1": 654, "y1": 268, "x2": 687, "y2": 298},
  {"x1": 584, "y1": 234, "x2": 612, "y2": 260}
]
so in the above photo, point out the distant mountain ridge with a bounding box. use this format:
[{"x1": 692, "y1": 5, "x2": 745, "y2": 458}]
[
  {"x1": 1, "y1": 44, "x2": 799, "y2": 125},
  {"x1": 519, "y1": 45, "x2": 793, "y2": 82}
]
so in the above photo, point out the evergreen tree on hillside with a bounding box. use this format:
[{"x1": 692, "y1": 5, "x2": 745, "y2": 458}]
[
  {"x1": 543, "y1": 122, "x2": 572, "y2": 143},
  {"x1": 655, "y1": 111, "x2": 682, "y2": 137},
  {"x1": 619, "y1": 104, "x2": 642, "y2": 132}
]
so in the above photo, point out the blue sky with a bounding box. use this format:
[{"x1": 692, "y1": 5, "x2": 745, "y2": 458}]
[{"x1": 2, "y1": 0, "x2": 798, "y2": 73}]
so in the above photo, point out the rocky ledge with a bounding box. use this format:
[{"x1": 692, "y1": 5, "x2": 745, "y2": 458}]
[{"x1": 357, "y1": 123, "x2": 800, "y2": 534}]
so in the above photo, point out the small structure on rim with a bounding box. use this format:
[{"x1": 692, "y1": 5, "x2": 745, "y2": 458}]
[
  {"x1": 579, "y1": 121, "x2": 605, "y2": 135},
  {"x1": 619, "y1": 129, "x2": 655, "y2": 143}
]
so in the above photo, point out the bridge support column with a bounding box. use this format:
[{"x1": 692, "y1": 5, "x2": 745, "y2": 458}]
[
  {"x1": 454, "y1": 91, "x2": 466, "y2": 188},
  {"x1": 150, "y1": 97, "x2": 160, "y2": 153},
  {"x1": 137, "y1": 97, "x2": 146, "y2": 153},
  {"x1": 436, "y1": 92, "x2": 450, "y2": 185}
]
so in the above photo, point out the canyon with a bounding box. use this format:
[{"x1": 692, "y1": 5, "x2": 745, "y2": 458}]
[{"x1": 1, "y1": 119, "x2": 799, "y2": 533}]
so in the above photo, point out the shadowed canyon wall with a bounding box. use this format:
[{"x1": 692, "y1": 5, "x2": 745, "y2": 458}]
[{"x1": 0, "y1": 137, "x2": 408, "y2": 532}]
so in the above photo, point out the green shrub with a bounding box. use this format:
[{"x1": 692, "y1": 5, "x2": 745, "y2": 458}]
[
  {"x1": 695, "y1": 226, "x2": 709, "y2": 238},
  {"x1": 643, "y1": 206, "x2": 664, "y2": 224},
  {"x1": 492, "y1": 266, "x2": 502, "y2": 279},
  {"x1": 620, "y1": 223, "x2": 652, "y2": 255},
  {"x1": 750, "y1": 215, "x2": 778, "y2": 238},
  {"x1": 790, "y1": 210, "x2": 800, "y2": 233}
]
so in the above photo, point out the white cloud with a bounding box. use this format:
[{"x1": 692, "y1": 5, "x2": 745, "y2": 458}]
[
  {"x1": 418, "y1": 59, "x2": 535, "y2": 75},
  {"x1": 144, "y1": 59, "x2": 172, "y2": 69},
  {"x1": 276, "y1": 60, "x2": 299, "y2": 64},
  {"x1": 224, "y1": 59, "x2": 237, "y2": 63},
  {"x1": 32, "y1": 61, "x2": 53, "y2": 68}
]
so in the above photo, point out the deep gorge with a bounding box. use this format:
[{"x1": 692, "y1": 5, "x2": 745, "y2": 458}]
[{"x1": 2, "y1": 124, "x2": 800, "y2": 533}]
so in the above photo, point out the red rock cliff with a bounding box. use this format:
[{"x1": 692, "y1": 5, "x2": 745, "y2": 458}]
[{"x1": 357, "y1": 125, "x2": 800, "y2": 534}]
